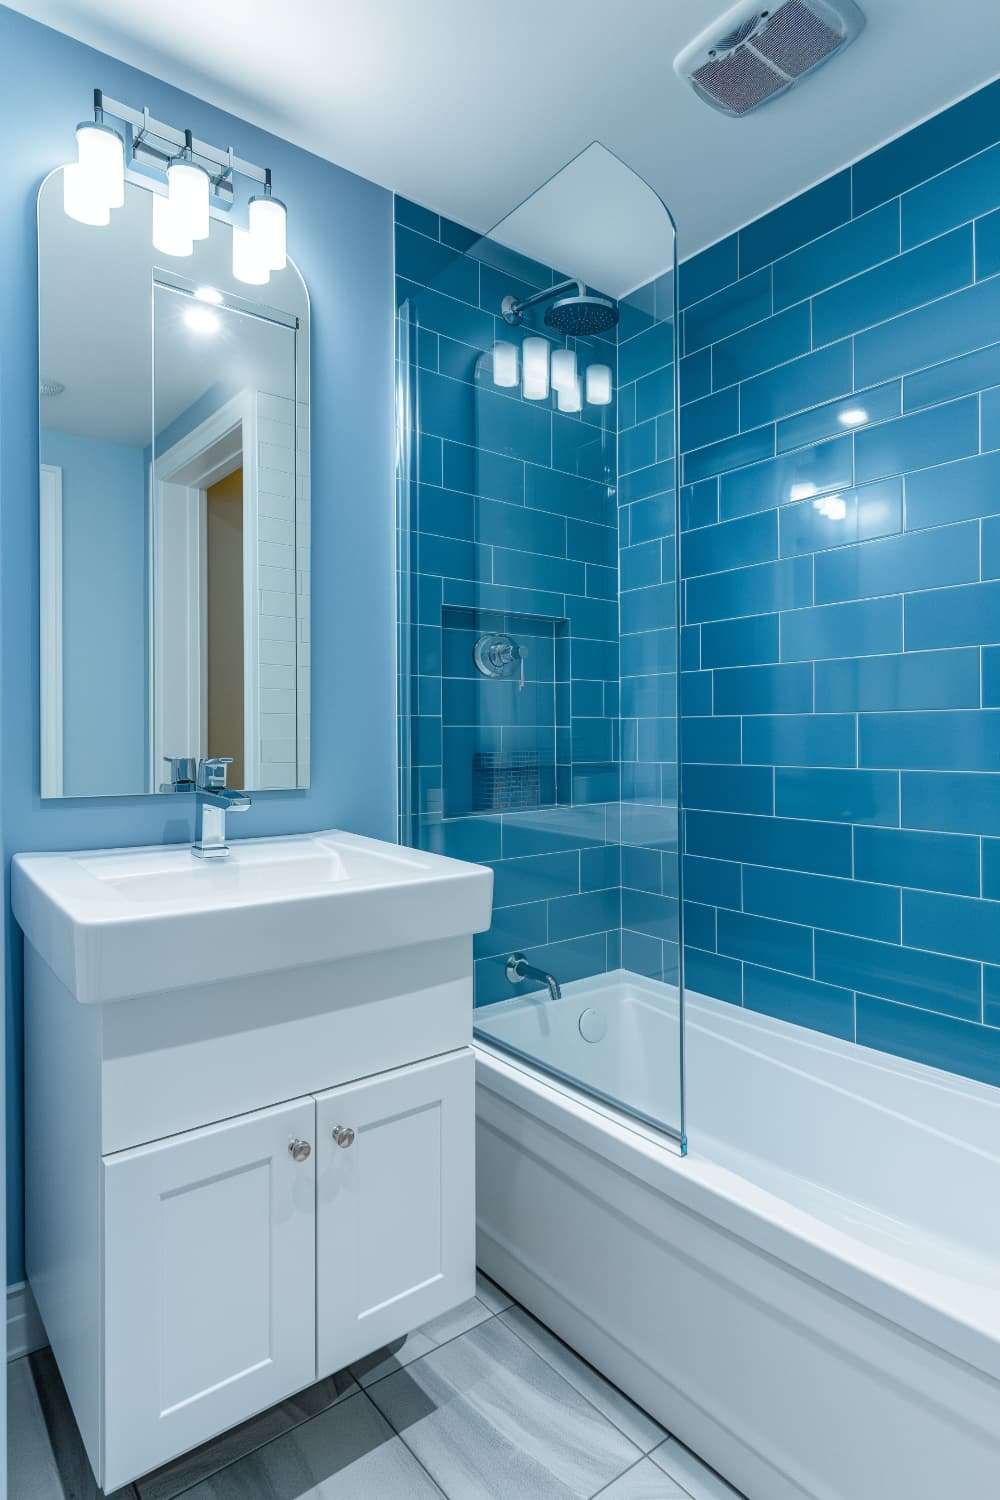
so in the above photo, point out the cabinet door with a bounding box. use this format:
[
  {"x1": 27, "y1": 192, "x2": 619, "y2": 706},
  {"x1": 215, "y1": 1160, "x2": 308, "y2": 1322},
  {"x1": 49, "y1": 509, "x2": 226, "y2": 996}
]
[
  {"x1": 103, "y1": 1097, "x2": 316, "y2": 1490},
  {"x1": 315, "y1": 1050, "x2": 475, "y2": 1376}
]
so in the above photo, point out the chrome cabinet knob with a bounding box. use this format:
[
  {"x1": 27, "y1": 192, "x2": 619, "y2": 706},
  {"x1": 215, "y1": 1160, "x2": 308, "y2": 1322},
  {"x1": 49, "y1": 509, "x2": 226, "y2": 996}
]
[
  {"x1": 288, "y1": 1137, "x2": 312, "y2": 1162},
  {"x1": 332, "y1": 1125, "x2": 355, "y2": 1149}
]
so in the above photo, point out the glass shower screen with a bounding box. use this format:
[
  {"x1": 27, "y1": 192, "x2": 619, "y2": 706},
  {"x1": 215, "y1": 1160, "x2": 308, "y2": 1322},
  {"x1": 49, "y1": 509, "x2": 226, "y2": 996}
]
[{"x1": 397, "y1": 144, "x2": 684, "y2": 1146}]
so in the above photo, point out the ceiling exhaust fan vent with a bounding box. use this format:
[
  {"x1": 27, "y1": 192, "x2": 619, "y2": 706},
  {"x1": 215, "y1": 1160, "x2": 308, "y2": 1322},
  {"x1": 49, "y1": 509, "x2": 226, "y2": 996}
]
[{"x1": 675, "y1": 0, "x2": 865, "y2": 116}]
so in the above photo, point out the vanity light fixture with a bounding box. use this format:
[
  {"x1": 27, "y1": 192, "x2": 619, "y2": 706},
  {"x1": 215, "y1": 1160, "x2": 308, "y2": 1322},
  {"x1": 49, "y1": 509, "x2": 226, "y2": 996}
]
[
  {"x1": 61, "y1": 90, "x2": 287, "y2": 287},
  {"x1": 585, "y1": 363, "x2": 612, "y2": 406}
]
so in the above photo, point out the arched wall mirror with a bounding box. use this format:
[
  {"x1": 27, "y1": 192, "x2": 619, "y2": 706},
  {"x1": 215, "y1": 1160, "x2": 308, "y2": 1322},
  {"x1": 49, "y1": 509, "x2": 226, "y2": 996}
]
[{"x1": 37, "y1": 170, "x2": 310, "y2": 798}]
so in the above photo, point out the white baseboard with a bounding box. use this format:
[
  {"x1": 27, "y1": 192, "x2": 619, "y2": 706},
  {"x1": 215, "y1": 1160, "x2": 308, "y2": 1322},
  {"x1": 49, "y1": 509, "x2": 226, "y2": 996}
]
[{"x1": 7, "y1": 1282, "x2": 47, "y2": 1361}]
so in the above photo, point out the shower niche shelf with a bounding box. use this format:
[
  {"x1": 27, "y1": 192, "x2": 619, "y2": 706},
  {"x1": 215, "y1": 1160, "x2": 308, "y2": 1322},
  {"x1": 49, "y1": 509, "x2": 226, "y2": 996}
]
[{"x1": 441, "y1": 605, "x2": 564, "y2": 820}]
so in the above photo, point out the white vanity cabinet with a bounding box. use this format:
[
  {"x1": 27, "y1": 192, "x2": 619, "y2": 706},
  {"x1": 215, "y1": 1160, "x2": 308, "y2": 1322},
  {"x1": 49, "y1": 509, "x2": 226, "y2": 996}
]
[{"x1": 14, "y1": 830, "x2": 492, "y2": 1492}]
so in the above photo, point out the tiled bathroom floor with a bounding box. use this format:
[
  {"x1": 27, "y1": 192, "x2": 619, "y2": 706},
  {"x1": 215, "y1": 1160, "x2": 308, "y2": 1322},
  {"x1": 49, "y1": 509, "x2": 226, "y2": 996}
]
[{"x1": 8, "y1": 1272, "x2": 745, "y2": 1500}]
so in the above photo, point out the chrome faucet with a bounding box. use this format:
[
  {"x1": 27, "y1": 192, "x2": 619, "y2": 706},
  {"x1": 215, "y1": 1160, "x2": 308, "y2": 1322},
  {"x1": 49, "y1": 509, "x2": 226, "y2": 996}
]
[
  {"x1": 505, "y1": 952, "x2": 562, "y2": 1002},
  {"x1": 193, "y1": 757, "x2": 251, "y2": 859}
]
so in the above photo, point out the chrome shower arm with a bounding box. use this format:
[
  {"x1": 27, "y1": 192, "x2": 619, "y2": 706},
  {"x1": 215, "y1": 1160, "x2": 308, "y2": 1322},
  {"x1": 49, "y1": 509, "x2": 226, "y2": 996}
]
[{"x1": 501, "y1": 278, "x2": 585, "y2": 326}]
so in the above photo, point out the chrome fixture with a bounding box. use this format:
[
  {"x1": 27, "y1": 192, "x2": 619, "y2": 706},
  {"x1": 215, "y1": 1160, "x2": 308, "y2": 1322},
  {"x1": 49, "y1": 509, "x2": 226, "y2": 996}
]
[
  {"x1": 332, "y1": 1125, "x2": 356, "y2": 1148},
  {"x1": 160, "y1": 755, "x2": 197, "y2": 792},
  {"x1": 193, "y1": 756, "x2": 251, "y2": 859},
  {"x1": 506, "y1": 952, "x2": 562, "y2": 1002},
  {"x1": 288, "y1": 1137, "x2": 312, "y2": 1162},
  {"x1": 501, "y1": 279, "x2": 618, "y2": 337},
  {"x1": 61, "y1": 89, "x2": 287, "y2": 284},
  {"x1": 474, "y1": 632, "x2": 525, "y2": 687}
]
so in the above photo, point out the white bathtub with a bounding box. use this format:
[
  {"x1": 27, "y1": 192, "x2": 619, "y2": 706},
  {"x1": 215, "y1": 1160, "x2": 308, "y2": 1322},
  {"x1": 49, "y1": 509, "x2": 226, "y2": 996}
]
[{"x1": 474, "y1": 971, "x2": 1000, "y2": 1500}]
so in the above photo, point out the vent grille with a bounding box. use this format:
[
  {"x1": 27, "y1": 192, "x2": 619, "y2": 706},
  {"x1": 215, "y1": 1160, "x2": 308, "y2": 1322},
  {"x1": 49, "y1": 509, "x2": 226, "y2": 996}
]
[
  {"x1": 715, "y1": 15, "x2": 764, "y2": 51},
  {"x1": 694, "y1": 47, "x2": 787, "y2": 115},
  {"x1": 755, "y1": 0, "x2": 841, "y2": 75}
]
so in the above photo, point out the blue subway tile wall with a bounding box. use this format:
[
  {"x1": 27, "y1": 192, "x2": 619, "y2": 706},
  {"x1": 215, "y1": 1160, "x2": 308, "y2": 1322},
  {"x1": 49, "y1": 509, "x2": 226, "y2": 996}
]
[
  {"x1": 396, "y1": 198, "x2": 629, "y2": 1004},
  {"x1": 656, "y1": 77, "x2": 1000, "y2": 1084}
]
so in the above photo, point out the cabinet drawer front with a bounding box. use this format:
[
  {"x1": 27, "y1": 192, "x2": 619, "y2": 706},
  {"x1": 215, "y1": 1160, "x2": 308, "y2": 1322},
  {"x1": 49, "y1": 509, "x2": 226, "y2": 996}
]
[
  {"x1": 103, "y1": 1096, "x2": 316, "y2": 1489},
  {"x1": 315, "y1": 1050, "x2": 475, "y2": 1375}
]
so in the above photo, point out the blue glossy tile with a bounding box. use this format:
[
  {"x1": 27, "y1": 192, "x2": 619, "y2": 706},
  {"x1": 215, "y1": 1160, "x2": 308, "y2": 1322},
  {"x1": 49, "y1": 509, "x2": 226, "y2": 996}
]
[
  {"x1": 568, "y1": 596, "x2": 618, "y2": 642},
  {"x1": 491, "y1": 851, "x2": 580, "y2": 908},
  {"x1": 627, "y1": 494, "x2": 675, "y2": 546},
  {"x1": 680, "y1": 388, "x2": 740, "y2": 451},
  {"x1": 684, "y1": 901, "x2": 717, "y2": 951},
  {"x1": 634, "y1": 364, "x2": 674, "y2": 426},
  {"x1": 396, "y1": 225, "x2": 479, "y2": 304},
  {"x1": 681, "y1": 715, "x2": 741, "y2": 764},
  {"x1": 978, "y1": 208, "x2": 1000, "y2": 280},
  {"x1": 395, "y1": 196, "x2": 439, "y2": 238},
  {"x1": 525, "y1": 464, "x2": 611, "y2": 527},
  {"x1": 854, "y1": 397, "x2": 979, "y2": 484},
  {"x1": 621, "y1": 888, "x2": 679, "y2": 943},
  {"x1": 779, "y1": 478, "x2": 902, "y2": 557},
  {"x1": 686, "y1": 556, "x2": 812, "y2": 624},
  {"x1": 983, "y1": 516, "x2": 1000, "y2": 580},
  {"x1": 619, "y1": 320, "x2": 674, "y2": 386},
  {"x1": 620, "y1": 583, "x2": 674, "y2": 636},
  {"x1": 567, "y1": 519, "x2": 616, "y2": 567},
  {"x1": 860, "y1": 710, "x2": 1000, "y2": 772},
  {"x1": 683, "y1": 764, "x2": 773, "y2": 815},
  {"x1": 683, "y1": 854, "x2": 742, "y2": 909},
  {"x1": 777, "y1": 382, "x2": 900, "y2": 455},
  {"x1": 685, "y1": 810, "x2": 851, "y2": 875},
  {"x1": 902, "y1": 771, "x2": 1000, "y2": 836},
  {"x1": 581, "y1": 844, "x2": 620, "y2": 892},
  {"x1": 402, "y1": 280, "x2": 493, "y2": 352},
  {"x1": 739, "y1": 341, "x2": 852, "y2": 429},
  {"x1": 683, "y1": 424, "x2": 775, "y2": 485},
  {"x1": 492, "y1": 548, "x2": 584, "y2": 595},
  {"x1": 681, "y1": 511, "x2": 777, "y2": 578},
  {"x1": 717, "y1": 909, "x2": 812, "y2": 976},
  {"x1": 904, "y1": 889, "x2": 1000, "y2": 965},
  {"x1": 622, "y1": 845, "x2": 662, "y2": 894},
  {"x1": 743, "y1": 864, "x2": 899, "y2": 942},
  {"x1": 985, "y1": 388, "x2": 1000, "y2": 450},
  {"x1": 620, "y1": 421, "x2": 656, "y2": 476},
  {"x1": 413, "y1": 715, "x2": 442, "y2": 766},
  {"x1": 814, "y1": 521, "x2": 979, "y2": 604},
  {"x1": 618, "y1": 459, "x2": 674, "y2": 505},
  {"x1": 681, "y1": 236, "x2": 739, "y2": 308},
  {"x1": 981, "y1": 647, "x2": 1000, "y2": 706},
  {"x1": 855, "y1": 274, "x2": 1000, "y2": 386},
  {"x1": 987, "y1": 966, "x2": 1000, "y2": 1026},
  {"x1": 905, "y1": 580, "x2": 1000, "y2": 649},
  {"x1": 743, "y1": 965, "x2": 854, "y2": 1040},
  {"x1": 684, "y1": 946, "x2": 743, "y2": 1005},
  {"x1": 815, "y1": 648, "x2": 981, "y2": 711},
  {"x1": 417, "y1": 485, "x2": 475, "y2": 540},
  {"x1": 713, "y1": 661, "x2": 812, "y2": 715},
  {"x1": 815, "y1": 930, "x2": 980, "y2": 1019},
  {"x1": 903, "y1": 342, "x2": 1000, "y2": 414},
  {"x1": 443, "y1": 442, "x2": 523, "y2": 504},
  {"x1": 853, "y1": 80, "x2": 1000, "y2": 213},
  {"x1": 740, "y1": 172, "x2": 851, "y2": 274},
  {"x1": 712, "y1": 304, "x2": 811, "y2": 388},
  {"x1": 685, "y1": 268, "x2": 771, "y2": 354},
  {"x1": 586, "y1": 563, "x2": 617, "y2": 600},
  {"x1": 776, "y1": 767, "x2": 899, "y2": 826},
  {"x1": 813, "y1": 228, "x2": 972, "y2": 346},
  {"x1": 742, "y1": 713, "x2": 856, "y2": 767},
  {"x1": 780, "y1": 597, "x2": 901, "y2": 663},
  {"x1": 620, "y1": 540, "x2": 661, "y2": 592},
  {"x1": 855, "y1": 826, "x2": 980, "y2": 896},
  {"x1": 475, "y1": 901, "x2": 548, "y2": 959},
  {"x1": 982, "y1": 840, "x2": 1000, "y2": 900},
  {"x1": 548, "y1": 888, "x2": 621, "y2": 943},
  {"x1": 720, "y1": 436, "x2": 852, "y2": 519},
  {"x1": 681, "y1": 478, "x2": 719, "y2": 532},
  {"x1": 475, "y1": 497, "x2": 564, "y2": 557},
  {"x1": 700, "y1": 614, "x2": 778, "y2": 668},
  {"x1": 856, "y1": 994, "x2": 1000, "y2": 1089},
  {"x1": 680, "y1": 348, "x2": 712, "y2": 404},
  {"x1": 680, "y1": 624, "x2": 700, "y2": 671},
  {"x1": 905, "y1": 449, "x2": 1000, "y2": 531},
  {"x1": 419, "y1": 815, "x2": 501, "y2": 862},
  {"x1": 773, "y1": 202, "x2": 900, "y2": 311},
  {"x1": 620, "y1": 673, "x2": 676, "y2": 717},
  {"x1": 902, "y1": 141, "x2": 1000, "y2": 248}
]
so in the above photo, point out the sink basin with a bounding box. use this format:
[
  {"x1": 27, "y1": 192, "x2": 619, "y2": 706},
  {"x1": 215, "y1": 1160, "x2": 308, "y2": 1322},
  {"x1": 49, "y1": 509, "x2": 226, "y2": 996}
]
[{"x1": 13, "y1": 831, "x2": 493, "y2": 1004}]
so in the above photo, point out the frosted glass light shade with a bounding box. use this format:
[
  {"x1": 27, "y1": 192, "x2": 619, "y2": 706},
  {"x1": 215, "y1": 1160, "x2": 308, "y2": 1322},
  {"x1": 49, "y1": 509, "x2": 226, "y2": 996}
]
[
  {"x1": 167, "y1": 158, "x2": 210, "y2": 241},
  {"x1": 557, "y1": 379, "x2": 582, "y2": 413},
  {"x1": 151, "y1": 192, "x2": 192, "y2": 257},
  {"x1": 63, "y1": 162, "x2": 110, "y2": 226},
  {"x1": 551, "y1": 347, "x2": 578, "y2": 393},
  {"x1": 522, "y1": 337, "x2": 549, "y2": 400},
  {"x1": 492, "y1": 341, "x2": 519, "y2": 387},
  {"x1": 585, "y1": 363, "x2": 612, "y2": 406},
  {"x1": 233, "y1": 224, "x2": 270, "y2": 285},
  {"x1": 249, "y1": 194, "x2": 287, "y2": 272},
  {"x1": 75, "y1": 121, "x2": 124, "y2": 210}
]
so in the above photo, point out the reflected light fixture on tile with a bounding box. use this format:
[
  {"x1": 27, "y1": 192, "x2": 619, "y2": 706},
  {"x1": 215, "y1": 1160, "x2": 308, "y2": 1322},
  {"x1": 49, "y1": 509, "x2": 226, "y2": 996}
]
[
  {"x1": 813, "y1": 494, "x2": 847, "y2": 520},
  {"x1": 184, "y1": 306, "x2": 220, "y2": 334},
  {"x1": 838, "y1": 407, "x2": 869, "y2": 427},
  {"x1": 152, "y1": 191, "x2": 192, "y2": 256},
  {"x1": 195, "y1": 285, "x2": 224, "y2": 305},
  {"x1": 492, "y1": 340, "x2": 519, "y2": 388},
  {"x1": 551, "y1": 348, "x2": 578, "y2": 393},
  {"x1": 790, "y1": 481, "x2": 818, "y2": 501},
  {"x1": 585, "y1": 364, "x2": 612, "y2": 406},
  {"x1": 557, "y1": 378, "x2": 582, "y2": 413},
  {"x1": 522, "y1": 337, "x2": 550, "y2": 400}
]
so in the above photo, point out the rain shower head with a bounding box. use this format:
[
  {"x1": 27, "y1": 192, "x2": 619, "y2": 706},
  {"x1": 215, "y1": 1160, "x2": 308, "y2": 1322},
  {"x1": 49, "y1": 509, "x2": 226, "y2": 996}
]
[{"x1": 501, "y1": 279, "x2": 619, "y2": 336}]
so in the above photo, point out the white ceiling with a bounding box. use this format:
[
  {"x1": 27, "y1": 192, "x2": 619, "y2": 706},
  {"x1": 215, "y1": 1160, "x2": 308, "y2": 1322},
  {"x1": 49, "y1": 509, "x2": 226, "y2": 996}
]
[{"x1": 11, "y1": 0, "x2": 1000, "y2": 270}]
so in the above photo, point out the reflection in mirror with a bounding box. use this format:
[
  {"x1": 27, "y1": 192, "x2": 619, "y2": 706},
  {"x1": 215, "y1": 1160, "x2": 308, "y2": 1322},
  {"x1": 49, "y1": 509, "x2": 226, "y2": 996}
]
[{"x1": 38, "y1": 173, "x2": 309, "y2": 798}]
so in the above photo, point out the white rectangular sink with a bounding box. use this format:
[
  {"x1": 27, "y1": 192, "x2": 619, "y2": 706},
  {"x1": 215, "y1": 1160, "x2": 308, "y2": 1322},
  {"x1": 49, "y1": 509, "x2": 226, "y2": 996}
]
[{"x1": 13, "y1": 831, "x2": 493, "y2": 1004}]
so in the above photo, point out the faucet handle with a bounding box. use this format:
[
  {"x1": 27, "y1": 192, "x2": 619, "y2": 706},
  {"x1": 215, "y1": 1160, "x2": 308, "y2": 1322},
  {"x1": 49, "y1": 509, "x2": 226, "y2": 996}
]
[
  {"x1": 161, "y1": 755, "x2": 197, "y2": 792},
  {"x1": 197, "y1": 756, "x2": 234, "y2": 790}
]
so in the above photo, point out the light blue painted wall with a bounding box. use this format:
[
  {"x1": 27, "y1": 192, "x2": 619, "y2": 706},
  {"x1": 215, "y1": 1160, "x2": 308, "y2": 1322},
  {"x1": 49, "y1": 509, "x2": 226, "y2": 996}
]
[
  {"x1": 0, "y1": 3, "x2": 396, "y2": 1283},
  {"x1": 40, "y1": 430, "x2": 147, "y2": 795}
]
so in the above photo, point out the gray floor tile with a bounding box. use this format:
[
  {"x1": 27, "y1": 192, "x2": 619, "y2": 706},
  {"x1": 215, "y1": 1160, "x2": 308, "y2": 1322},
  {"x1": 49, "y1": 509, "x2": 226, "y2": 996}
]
[
  {"x1": 367, "y1": 1314, "x2": 642, "y2": 1500},
  {"x1": 26, "y1": 1346, "x2": 136, "y2": 1499},
  {"x1": 474, "y1": 1271, "x2": 513, "y2": 1315},
  {"x1": 650, "y1": 1440, "x2": 745, "y2": 1500},
  {"x1": 8, "y1": 1355, "x2": 66, "y2": 1500},
  {"x1": 350, "y1": 1295, "x2": 493, "y2": 1389},
  {"x1": 175, "y1": 1390, "x2": 444, "y2": 1498},
  {"x1": 500, "y1": 1305, "x2": 667, "y2": 1454},
  {"x1": 136, "y1": 1368, "x2": 358, "y2": 1499},
  {"x1": 596, "y1": 1458, "x2": 691, "y2": 1497}
]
